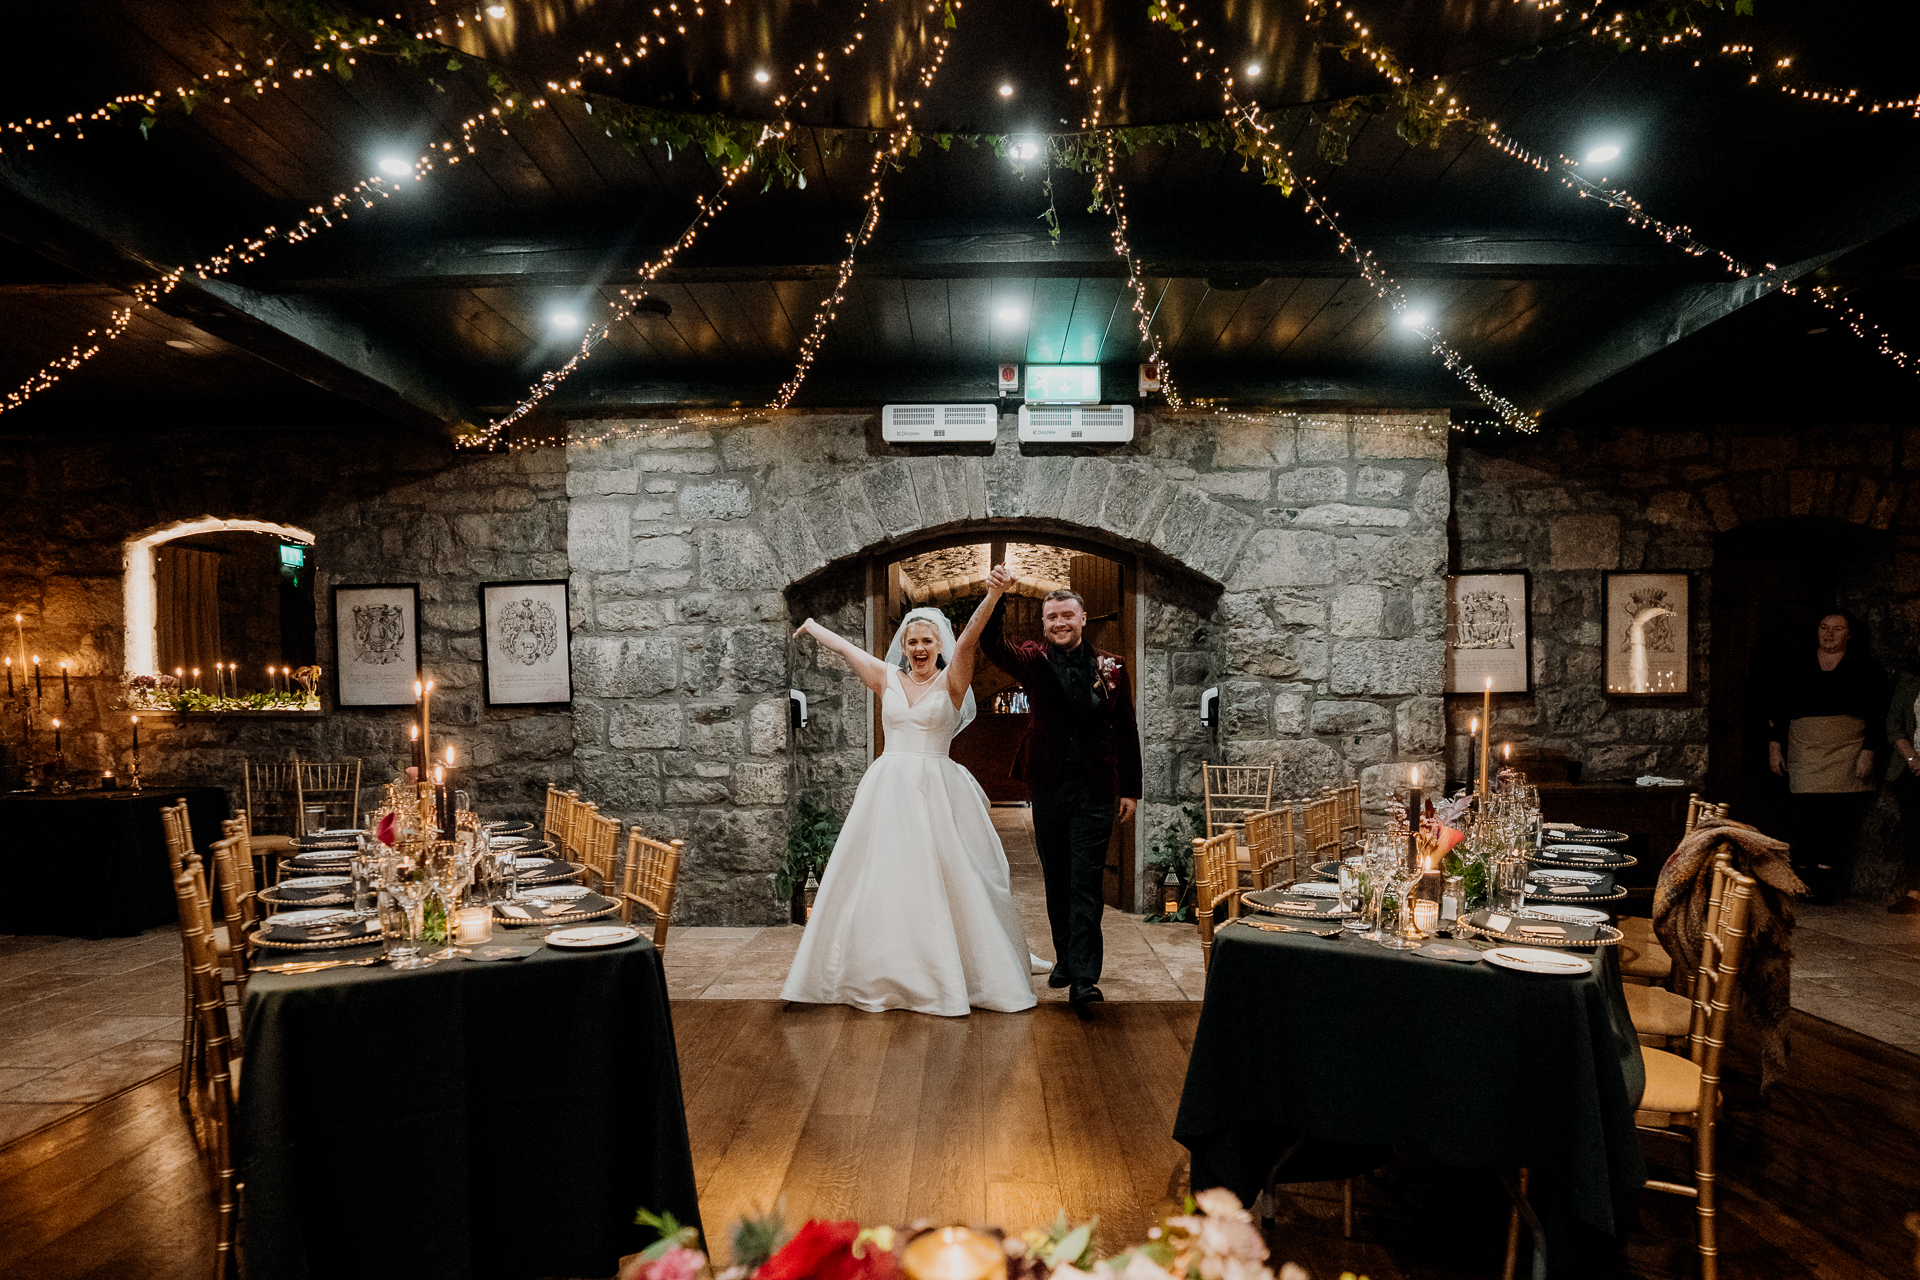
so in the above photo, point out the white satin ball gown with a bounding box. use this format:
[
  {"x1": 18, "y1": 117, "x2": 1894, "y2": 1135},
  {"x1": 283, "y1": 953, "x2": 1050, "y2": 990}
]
[{"x1": 781, "y1": 666, "x2": 1037, "y2": 1016}]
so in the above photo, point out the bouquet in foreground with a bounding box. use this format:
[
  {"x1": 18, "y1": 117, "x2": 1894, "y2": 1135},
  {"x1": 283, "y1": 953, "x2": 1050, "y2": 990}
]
[{"x1": 623, "y1": 1190, "x2": 1368, "y2": 1280}]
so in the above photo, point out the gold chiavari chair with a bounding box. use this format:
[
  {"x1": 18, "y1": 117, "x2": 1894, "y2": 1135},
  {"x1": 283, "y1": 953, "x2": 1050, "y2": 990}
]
[
  {"x1": 242, "y1": 760, "x2": 303, "y2": 862},
  {"x1": 576, "y1": 807, "x2": 620, "y2": 893},
  {"x1": 176, "y1": 863, "x2": 243, "y2": 1280},
  {"x1": 619, "y1": 828, "x2": 686, "y2": 950},
  {"x1": 1632, "y1": 865, "x2": 1758, "y2": 1280},
  {"x1": 206, "y1": 834, "x2": 259, "y2": 994},
  {"x1": 543, "y1": 785, "x2": 575, "y2": 848},
  {"x1": 1202, "y1": 764, "x2": 1275, "y2": 841},
  {"x1": 1330, "y1": 782, "x2": 1363, "y2": 854},
  {"x1": 1301, "y1": 793, "x2": 1341, "y2": 868},
  {"x1": 1192, "y1": 831, "x2": 1240, "y2": 973},
  {"x1": 1242, "y1": 806, "x2": 1294, "y2": 890},
  {"x1": 293, "y1": 758, "x2": 361, "y2": 836},
  {"x1": 1626, "y1": 850, "x2": 1735, "y2": 1049},
  {"x1": 1684, "y1": 793, "x2": 1704, "y2": 836},
  {"x1": 161, "y1": 799, "x2": 193, "y2": 871},
  {"x1": 161, "y1": 802, "x2": 197, "y2": 1103}
]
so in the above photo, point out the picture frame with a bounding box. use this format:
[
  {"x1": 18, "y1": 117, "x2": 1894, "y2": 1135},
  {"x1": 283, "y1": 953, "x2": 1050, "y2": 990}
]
[
  {"x1": 1445, "y1": 571, "x2": 1531, "y2": 693},
  {"x1": 1604, "y1": 572, "x2": 1690, "y2": 696},
  {"x1": 479, "y1": 579, "x2": 573, "y2": 707},
  {"x1": 330, "y1": 583, "x2": 421, "y2": 707}
]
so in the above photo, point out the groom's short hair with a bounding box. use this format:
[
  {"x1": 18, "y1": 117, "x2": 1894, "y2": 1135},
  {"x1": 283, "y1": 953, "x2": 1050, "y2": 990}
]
[{"x1": 1042, "y1": 588, "x2": 1087, "y2": 612}]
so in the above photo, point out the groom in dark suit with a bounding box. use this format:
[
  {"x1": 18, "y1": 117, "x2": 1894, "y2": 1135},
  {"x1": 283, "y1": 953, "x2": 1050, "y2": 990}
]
[{"x1": 981, "y1": 565, "x2": 1142, "y2": 1007}]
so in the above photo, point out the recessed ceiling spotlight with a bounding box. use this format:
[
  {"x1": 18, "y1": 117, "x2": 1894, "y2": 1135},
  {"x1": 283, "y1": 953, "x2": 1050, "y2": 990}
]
[
  {"x1": 1401, "y1": 310, "x2": 1430, "y2": 329},
  {"x1": 1245, "y1": 63, "x2": 1262, "y2": 77},
  {"x1": 550, "y1": 310, "x2": 583, "y2": 334},
  {"x1": 1584, "y1": 144, "x2": 1621, "y2": 165},
  {"x1": 377, "y1": 155, "x2": 412, "y2": 178},
  {"x1": 164, "y1": 339, "x2": 198, "y2": 351},
  {"x1": 997, "y1": 307, "x2": 1023, "y2": 322},
  {"x1": 485, "y1": 3, "x2": 506, "y2": 17},
  {"x1": 998, "y1": 83, "x2": 1014, "y2": 97},
  {"x1": 754, "y1": 69, "x2": 770, "y2": 83}
]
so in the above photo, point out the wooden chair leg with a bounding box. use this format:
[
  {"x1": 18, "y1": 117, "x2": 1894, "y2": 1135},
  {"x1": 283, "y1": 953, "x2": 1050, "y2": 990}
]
[
  {"x1": 178, "y1": 986, "x2": 195, "y2": 1105},
  {"x1": 1697, "y1": 1117, "x2": 1719, "y2": 1280},
  {"x1": 1500, "y1": 1169, "x2": 1544, "y2": 1280},
  {"x1": 1341, "y1": 1177, "x2": 1353, "y2": 1238}
]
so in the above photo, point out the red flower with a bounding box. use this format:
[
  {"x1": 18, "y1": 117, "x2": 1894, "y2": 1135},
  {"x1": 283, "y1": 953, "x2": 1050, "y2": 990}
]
[
  {"x1": 758, "y1": 1222, "x2": 898, "y2": 1280},
  {"x1": 375, "y1": 812, "x2": 399, "y2": 846}
]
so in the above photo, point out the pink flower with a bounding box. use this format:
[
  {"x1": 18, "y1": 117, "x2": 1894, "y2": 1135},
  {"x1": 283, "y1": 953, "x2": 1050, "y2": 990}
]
[
  {"x1": 1192, "y1": 1189, "x2": 1250, "y2": 1223},
  {"x1": 643, "y1": 1246, "x2": 705, "y2": 1280}
]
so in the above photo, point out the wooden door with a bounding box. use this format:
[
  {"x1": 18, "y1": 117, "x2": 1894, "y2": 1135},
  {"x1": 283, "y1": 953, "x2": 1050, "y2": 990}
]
[{"x1": 1071, "y1": 554, "x2": 1137, "y2": 912}]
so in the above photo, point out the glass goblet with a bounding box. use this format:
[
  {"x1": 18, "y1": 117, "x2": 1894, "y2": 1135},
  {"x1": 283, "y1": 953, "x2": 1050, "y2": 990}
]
[{"x1": 381, "y1": 847, "x2": 437, "y2": 969}]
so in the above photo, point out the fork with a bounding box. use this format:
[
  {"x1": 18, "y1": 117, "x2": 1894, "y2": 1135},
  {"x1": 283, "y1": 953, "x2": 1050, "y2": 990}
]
[{"x1": 1229, "y1": 918, "x2": 1343, "y2": 937}]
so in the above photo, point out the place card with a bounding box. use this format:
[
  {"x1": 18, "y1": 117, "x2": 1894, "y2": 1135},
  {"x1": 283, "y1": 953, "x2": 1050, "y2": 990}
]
[{"x1": 1485, "y1": 913, "x2": 1513, "y2": 933}]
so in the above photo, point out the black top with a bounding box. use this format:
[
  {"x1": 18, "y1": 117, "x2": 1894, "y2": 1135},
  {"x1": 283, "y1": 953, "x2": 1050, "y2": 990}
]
[{"x1": 1766, "y1": 648, "x2": 1888, "y2": 744}]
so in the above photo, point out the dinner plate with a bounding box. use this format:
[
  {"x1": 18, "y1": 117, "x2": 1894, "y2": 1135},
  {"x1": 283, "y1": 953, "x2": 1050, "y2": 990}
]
[
  {"x1": 278, "y1": 875, "x2": 350, "y2": 889},
  {"x1": 545, "y1": 925, "x2": 639, "y2": 949},
  {"x1": 270, "y1": 908, "x2": 351, "y2": 925},
  {"x1": 1531, "y1": 868, "x2": 1603, "y2": 884},
  {"x1": 308, "y1": 828, "x2": 364, "y2": 838},
  {"x1": 1525, "y1": 904, "x2": 1610, "y2": 923},
  {"x1": 1545, "y1": 828, "x2": 1627, "y2": 844},
  {"x1": 1286, "y1": 880, "x2": 1339, "y2": 898},
  {"x1": 512, "y1": 857, "x2": 551, "y2": 870},
  {"x1": 523, "y1": 885, "x2": 591, "y2": 900},
  {"x1": 491, "y1": 836, "x2": 532, "y2": 847},
  {"x1": 1483, "y1": 946, "x2": 1592, "y2": 976},
  {"x1": 1541, "y1": 844, "x2": 1617, "y2": 859}
]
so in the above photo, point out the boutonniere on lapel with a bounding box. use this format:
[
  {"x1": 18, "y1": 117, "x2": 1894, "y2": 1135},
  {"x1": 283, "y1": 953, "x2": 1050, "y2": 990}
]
[{"x1": 1094, "y1": 655, "x2": 1121, "y2": 699}]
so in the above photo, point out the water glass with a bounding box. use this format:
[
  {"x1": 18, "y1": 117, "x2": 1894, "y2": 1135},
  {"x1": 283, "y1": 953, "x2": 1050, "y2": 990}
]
[{"x1": 1490, "y1": 849, "x2": 1529, "y2": 914}]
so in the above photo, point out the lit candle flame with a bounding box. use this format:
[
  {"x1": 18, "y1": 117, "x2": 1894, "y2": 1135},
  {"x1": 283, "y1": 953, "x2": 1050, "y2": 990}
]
[
  {"x1": 1410, "y1": 765, "x2": 1419, "y2": 787},
  {"x1": 445, "y1": 745, "x2": 455, "y2": 765},
  {"x1": 410, "y1": 724, "x2": 419, "y2": 740}
]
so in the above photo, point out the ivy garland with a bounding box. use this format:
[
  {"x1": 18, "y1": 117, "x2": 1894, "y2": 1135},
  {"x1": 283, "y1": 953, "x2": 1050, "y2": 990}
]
[{"x1": 88, "y1": 0, "x2": 1751, "y2": 202}]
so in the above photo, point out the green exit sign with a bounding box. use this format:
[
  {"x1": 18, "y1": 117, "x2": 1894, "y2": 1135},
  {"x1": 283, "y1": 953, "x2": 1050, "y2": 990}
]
[{"x1": 1025, "y1": 364, "x2": 1101, "y2": 404}]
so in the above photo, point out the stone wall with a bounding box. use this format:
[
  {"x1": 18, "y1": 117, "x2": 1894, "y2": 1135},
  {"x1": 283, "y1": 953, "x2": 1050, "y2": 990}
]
[
  {"x1": 1450, "y1": 421, "x2": 1920, "y2": 898},
  {"x1": 0, "y1": 428, "x2": 575, "y2": 819},
  {"x1": 564, "y1": 410, "x2": 1451, "y2": 921}
]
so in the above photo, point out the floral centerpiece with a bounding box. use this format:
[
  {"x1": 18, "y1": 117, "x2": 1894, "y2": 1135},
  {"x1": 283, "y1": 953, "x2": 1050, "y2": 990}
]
[{"x1": 622, "y1": 1191, "x2": 1366, "y2": 1280}]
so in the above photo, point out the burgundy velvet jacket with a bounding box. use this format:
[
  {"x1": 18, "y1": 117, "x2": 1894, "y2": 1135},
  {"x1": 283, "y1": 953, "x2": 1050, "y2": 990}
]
[{"x1": 980, "y1": 601, "x2": 1144, "y2": 801}]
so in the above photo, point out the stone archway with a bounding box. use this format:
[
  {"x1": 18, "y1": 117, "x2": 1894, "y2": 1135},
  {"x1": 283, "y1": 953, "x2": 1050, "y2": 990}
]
[{"x1": 565, "y1": 410, "x2": 1452, "y2": 924}]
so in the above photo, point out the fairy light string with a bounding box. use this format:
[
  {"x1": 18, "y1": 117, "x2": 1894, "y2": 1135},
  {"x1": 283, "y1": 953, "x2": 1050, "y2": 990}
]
[
  {"x1": 769, "y1": 7, "x2": 954, "y2": 410},
  {"x1": 1143, "y1": 5, "x2": 1533, "y2": 428}
]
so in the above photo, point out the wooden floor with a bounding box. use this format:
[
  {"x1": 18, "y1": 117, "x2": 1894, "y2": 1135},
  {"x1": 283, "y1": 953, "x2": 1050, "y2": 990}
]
[{"x1": 3, "y1": 1003, "x2": 1914, "y2": 1280}]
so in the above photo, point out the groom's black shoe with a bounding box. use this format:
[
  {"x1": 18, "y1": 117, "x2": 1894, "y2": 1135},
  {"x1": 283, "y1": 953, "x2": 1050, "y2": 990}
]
[
  {"x1": 1069, "y1": 984, "x2": 1103, "y2": 1005},
  {"x1": 1048, "y1": 970, "x2": 1072, "y2": 989}
]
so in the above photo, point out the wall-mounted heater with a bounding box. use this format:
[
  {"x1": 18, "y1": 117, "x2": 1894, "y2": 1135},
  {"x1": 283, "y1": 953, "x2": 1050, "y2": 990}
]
[
  {"x1": 881, "y1": 404, "x2": 999, "y2": 443},
  {"x1": 1017, "y1": 403, "x2": 1135, "y2": 443}
]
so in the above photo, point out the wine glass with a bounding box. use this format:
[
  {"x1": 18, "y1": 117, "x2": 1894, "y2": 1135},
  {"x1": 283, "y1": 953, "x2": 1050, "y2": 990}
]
[{"x1": 381, "y1": 845, "x2": 437, "y2": 969}]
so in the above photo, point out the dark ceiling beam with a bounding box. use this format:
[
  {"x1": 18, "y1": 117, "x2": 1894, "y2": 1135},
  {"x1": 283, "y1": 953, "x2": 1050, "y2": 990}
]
[
  {"x1": 1524, "y1": 165, "x2": 1920, "y2": 416},
  {"x1": 527, "y1": 360, "x2": 1468, "y2": 413},
  {"x1": 246, "y1": 221, "x2": 1721, "y2": 291},
  {"x1": 0, "y1": 153, "x2": 480, "y2": 436}
]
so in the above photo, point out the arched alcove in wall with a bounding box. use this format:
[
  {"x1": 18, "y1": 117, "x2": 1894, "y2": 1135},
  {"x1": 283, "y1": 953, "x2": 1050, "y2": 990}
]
[{"x1": 123, "y1": 517, "x2": 317, "y2": 678}]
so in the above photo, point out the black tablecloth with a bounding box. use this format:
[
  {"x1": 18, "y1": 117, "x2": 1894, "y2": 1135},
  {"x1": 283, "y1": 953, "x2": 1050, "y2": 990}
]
[
  {"x1": 0, "y1": 786, "x2": 229, "y2": 937},
  {"x1": 239, "y1": 936, "x2": 702, "y2": 1280},
  {"x1": 1174, "y1": 926, "x2": 1646, "y2": 1256}
]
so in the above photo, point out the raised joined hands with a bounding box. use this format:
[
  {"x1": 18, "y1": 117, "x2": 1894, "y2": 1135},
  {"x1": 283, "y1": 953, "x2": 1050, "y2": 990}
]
[{"x1": 986, "y1": 564, "x2": 1013, "y2": 594}]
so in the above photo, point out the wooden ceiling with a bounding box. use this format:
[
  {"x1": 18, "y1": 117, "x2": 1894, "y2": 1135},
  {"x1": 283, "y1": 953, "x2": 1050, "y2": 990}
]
[{"x1": 4, "y1": 0, "x2": 1920, "y2": 435}]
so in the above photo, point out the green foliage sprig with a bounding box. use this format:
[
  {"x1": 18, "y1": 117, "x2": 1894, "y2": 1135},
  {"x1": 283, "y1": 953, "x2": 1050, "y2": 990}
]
[{"x1": 776, "y1": 798, "x2": 844, "y2": 901}]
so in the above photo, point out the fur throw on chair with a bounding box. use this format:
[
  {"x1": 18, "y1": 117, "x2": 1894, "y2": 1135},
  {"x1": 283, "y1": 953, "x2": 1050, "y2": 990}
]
[{"x1": 1653, "y1": 816, "x2": 1808, "y2": 1092}]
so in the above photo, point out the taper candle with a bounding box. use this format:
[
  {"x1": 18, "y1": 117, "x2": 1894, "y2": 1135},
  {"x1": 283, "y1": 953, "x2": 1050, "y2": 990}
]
[
  {"x1": 410, "y1": 723, "x2": 422, "y2": 775},
  {"x1": 5, "y1": 656, "x2": 11, "y2": 698},
  {"x1": 1478, "y1": 676, "x2": 1493, "y2": 804},
  {"x1": 1407, "y1": 765, "x2": 1422, "y2": 869},
  {"x1": 34, "y1": 655, "x2": 42, "y2": 700},
  {"x1": 60, "y1": 661, "x2": 70, "y2": 704},
  {"x1": 52, "y1": 717, "x2": 61, "y2": 754},
  {"x1": 131, "y1": 714, "x2": 139, "y2": 753}
]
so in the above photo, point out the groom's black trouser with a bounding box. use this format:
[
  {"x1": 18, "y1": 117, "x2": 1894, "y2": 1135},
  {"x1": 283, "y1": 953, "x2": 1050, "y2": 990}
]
[{"x1": 1030, "y1": 773, "x2": 1113, "y2": 991}]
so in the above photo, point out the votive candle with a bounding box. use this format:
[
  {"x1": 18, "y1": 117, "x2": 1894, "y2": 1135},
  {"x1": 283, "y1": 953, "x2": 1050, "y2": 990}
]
[{"x1": 453, "y1": 905, "x2": 493, "y2": 945}]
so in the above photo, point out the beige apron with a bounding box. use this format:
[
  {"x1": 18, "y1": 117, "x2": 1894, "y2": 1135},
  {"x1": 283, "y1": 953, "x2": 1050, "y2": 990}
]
[{"x1": 1787, "y1": 715, "x2": 1873, "y2": 794}]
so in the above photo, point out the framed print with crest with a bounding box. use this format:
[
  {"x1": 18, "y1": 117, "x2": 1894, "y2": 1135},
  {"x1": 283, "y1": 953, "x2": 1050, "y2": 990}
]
[
  {"x1": 1445, "y1": 571, "x2": 1531, "y2": 694},
  {"x1": 331, "y1": 583, "x2": 421, "y2": 707},
  {"x1": 479, "y1": 579, "x2": 573, "y2": 707}
]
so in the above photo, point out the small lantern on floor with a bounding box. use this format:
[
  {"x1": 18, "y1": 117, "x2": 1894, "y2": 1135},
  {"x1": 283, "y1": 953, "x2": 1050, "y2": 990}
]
[{"x1": 902, "y1": 1228, "x2": 1006, "y2": 1280}]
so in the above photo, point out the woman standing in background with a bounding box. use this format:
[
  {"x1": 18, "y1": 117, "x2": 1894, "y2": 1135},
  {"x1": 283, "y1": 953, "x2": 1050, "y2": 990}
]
[{"x1": 1767, "y1": 611, "x2": 1886, "y2": 905}]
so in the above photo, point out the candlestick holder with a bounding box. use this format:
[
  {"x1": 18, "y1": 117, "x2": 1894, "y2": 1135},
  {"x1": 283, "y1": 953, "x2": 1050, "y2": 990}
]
[
  {"x1": 127, "y1": 763, "x2": 144, "y2": 793},
  {"x1": 49, "y1": 752, "x2": 72, "y2": 795},
  {"x1": 1377, "y1": 866, "x2": 1427, "y2": 950}
]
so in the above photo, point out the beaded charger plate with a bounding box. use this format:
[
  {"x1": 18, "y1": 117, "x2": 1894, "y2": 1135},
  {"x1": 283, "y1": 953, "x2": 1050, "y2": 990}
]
[
  {"x1": 513, "y1": 859, "x2": 584, "y2": 885},
  {"x1": 1524, "y1": 882, "x2": 1628, "y2": 903},
  {"x1": 1307, "y1": 861, "x2": 1342, "y2": 880},
  {"x1": 492, "y1": 899, "x2": 621, "y2": 927},
  {"x1": 1239, "y1": 888, "x2": 1359, "y2": 920},
  {"x1": 258, "y1": 887, "x2": 351, "y2": 907},
  {"x1": 1531, "y1": 845, "x2": 1637, "y2": 869},
  {"x1": 1455, "y1": 909, "x2": 1622, "y2": 949},
  {"x1": 1543, "y1": 827, "x2": 1628, "y2": 845},
  {"x1": 252, "y1": 919, "x2": 386, "y2": 951}
]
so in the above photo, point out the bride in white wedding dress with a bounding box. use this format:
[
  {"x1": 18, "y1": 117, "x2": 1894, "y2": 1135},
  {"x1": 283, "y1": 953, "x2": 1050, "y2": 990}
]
[{"x1": 781, "y1": 579, "x2": 1038, "y2": 1016}]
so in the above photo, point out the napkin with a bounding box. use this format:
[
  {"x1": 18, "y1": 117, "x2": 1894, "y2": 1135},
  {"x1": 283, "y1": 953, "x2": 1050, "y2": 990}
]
[
  {"x1": 1414, "y1": 942, "x2": 1483, "y2": 963},
  {"x1": 459, "y1": 945, "x2": 539, "y2": 962},
  {"x1": 1636, "y1": 775, "x2": 1687, "y2": 786},
  {"x1": 497, "y1": 892, "x2": 613, "y2": 921},
  {"x1": 258, "y1": 917, "x2": 381, "y2": 946}
]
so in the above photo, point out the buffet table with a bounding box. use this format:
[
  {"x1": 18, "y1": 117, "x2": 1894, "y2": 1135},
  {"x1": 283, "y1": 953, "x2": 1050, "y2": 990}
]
[{"x1": 0, "y1": 786, "x2": 229, "y2": 936}]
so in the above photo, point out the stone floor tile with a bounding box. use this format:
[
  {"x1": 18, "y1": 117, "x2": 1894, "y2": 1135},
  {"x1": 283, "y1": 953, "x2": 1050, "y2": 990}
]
[
  {"x1": 0, "y1": 1101, "x2": 79, "y2": 1146},
  {"x1": 0, "y1": 1040, "x2": 183, "y2": 1104}
]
